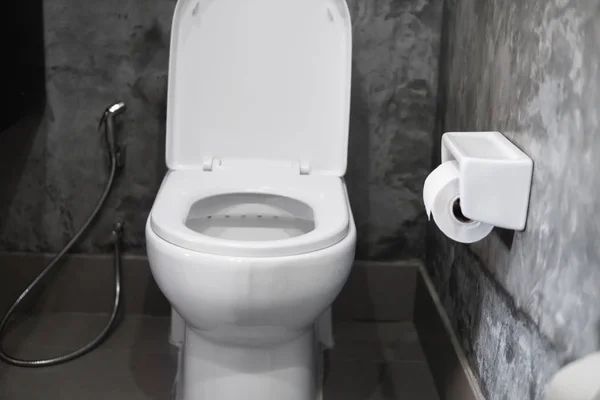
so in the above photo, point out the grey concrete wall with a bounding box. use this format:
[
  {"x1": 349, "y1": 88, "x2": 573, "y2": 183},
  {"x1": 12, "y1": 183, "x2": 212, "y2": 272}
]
[
  {"x1": 0, "y1": 0, "x2": 442, "y2": 260},
  {"x1": 428, "y1": 0, "x2": 600, "y2": 399}
]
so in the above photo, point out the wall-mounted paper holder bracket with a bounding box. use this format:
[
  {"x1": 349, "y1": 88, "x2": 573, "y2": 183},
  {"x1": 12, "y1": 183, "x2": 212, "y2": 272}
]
[{"x1": 441, "y1": 131, "x2": 533, "y2": 231}]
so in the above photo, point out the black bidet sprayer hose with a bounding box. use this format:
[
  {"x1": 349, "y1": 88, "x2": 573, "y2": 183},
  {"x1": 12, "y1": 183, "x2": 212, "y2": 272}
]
[{"x1": 0, "y1": 102, "x2": 127, "y2": 367}]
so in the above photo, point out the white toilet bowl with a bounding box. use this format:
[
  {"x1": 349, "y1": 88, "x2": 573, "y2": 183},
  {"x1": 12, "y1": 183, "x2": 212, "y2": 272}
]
[
  {"x1": 146, "y1": 0, "x2": 354, "y2": 398},
  {"x1": 146, "y1": 172, "x2": 356, "y2": 399}
]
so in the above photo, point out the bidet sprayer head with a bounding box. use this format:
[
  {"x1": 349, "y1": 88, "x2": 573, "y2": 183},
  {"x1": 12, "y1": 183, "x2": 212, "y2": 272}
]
[
  {"x1": 107, "y1": 102, "x2": 126, "y2": 115},
  {"x1": 99, "y1": 102, "x2": 127, "y2": 158}
]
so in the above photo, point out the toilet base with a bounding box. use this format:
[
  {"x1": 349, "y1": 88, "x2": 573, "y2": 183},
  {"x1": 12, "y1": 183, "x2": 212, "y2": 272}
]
[{"x1": 174, "y1": 327, "x2": 321, "y2": 400}]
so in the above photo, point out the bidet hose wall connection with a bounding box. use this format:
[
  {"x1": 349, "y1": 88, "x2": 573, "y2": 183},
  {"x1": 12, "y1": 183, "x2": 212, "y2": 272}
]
[{"x1": 0, "y1": 102, "x2": 127, "y2": 367}]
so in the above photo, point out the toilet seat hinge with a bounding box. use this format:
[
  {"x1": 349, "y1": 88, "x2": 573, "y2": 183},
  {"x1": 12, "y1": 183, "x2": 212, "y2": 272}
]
[
  {"x1": 202, "y1": 156, "x2": 215, "y2": 172},
  {"x1": 299, "y1": 159, "x2": 310, "y2": 175},
  {"x1": 201, "y1": 157, "x2": 310, "y2": 175}
]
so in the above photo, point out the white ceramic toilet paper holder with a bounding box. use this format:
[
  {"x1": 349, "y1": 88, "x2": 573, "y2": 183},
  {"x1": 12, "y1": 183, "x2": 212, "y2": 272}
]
[{"x1": 441, "y1": 131, "x2": 533, "y2": 230}]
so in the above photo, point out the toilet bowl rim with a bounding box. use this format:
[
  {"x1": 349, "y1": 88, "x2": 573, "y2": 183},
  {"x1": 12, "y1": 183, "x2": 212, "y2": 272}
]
[
  {"x1": 148, "y1": 170, "x2": 353, "y2": 257},
  {"x1": 145, "y1": 211, "x2": 357, "y2": 260}
]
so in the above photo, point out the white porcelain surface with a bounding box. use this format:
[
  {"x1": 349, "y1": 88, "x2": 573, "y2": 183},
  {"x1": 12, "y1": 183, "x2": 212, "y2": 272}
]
[
  {"x1": 179, "y1": 327, "x2": 316, "y2": 400},
  {"x1": 166, "y1": 0, "x2": 352, "y2": 176},
  {"x1": 546, "y1": 352, "x2": 600, "y2": 400},
  {"x1": 146, "y1": 213, "x2": 355, "y2": 399},
  {"x1": 146, "y1": 214, "x2": 355, "y2": 341},
  {"x1": 150, "y1": 170, "x2": 350, "y2": 257},
  {"x1": 441, "y1": 131, "x2": 533, "y2": 230},
  {"x1": 148, "y1": 0, "x2": 355, "y2": 397}
]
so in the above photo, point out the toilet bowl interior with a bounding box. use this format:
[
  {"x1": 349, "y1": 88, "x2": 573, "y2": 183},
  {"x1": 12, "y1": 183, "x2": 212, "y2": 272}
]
[
  {"x1": 185, "y1": 193, "x2": 315, "y2": 242},
  {"x1": 150, "y1": 171, "x2": 350, "y2": 256}
]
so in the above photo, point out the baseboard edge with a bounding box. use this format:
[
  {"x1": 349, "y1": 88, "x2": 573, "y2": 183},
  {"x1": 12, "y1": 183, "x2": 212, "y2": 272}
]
[{"x1": 414, "y1": 264, "x2": 486, "y2": 400}]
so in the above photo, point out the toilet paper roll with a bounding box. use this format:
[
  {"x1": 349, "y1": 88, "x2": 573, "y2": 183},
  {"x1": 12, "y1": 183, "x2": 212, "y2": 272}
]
[{"x1": 423, "y1": 161, "x2": 493, "y2": 243}]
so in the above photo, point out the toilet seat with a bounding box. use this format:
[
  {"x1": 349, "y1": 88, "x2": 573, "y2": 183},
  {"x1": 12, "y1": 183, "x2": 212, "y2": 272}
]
[{"x1": 150, "y1": 170, "x2": 350, "y2": 257}]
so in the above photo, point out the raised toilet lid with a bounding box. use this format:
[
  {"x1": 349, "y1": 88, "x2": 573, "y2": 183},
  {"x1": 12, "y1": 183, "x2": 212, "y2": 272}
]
[{"x1": 165, "y1": 0, "x2": 352, "y2": 176}]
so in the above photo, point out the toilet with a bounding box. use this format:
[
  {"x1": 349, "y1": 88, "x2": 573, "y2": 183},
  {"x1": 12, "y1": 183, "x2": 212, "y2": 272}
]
[{"x1": 145, "y1": 0, "x2": 355, "y2": 399}]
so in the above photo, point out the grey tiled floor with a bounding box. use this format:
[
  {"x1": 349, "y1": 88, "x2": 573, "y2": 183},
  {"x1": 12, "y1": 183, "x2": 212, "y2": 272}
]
[{"x1": 0, "y1": 314, "x2": 439, "y2": 399}]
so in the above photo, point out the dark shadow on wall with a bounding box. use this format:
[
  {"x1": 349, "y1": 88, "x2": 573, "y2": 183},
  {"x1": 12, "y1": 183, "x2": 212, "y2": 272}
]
[
  {"x1": 119, "y1": 55, "x2": 169, "y2": 253},
  {"x1": 425, "y1": 0, "x2": 451, "y2": 268},
  {"x1": 494, "y1": 227, "x2": 515, "y2": 250},
  {"x1": 155, "y1": 84, "x2": 168, "y2": 192},
  {"x1": 0, "y1": 3, "x2": 46, "y2": 132},
  {"x1": 0, "y1": 0, "x2": 46, "y2": 249},
  {"x1": 346, "y1": 61, "x2": 372, "y2": 260},
  {"x1": 145, "y1": 74, "x2": 168, "y2": 254},
  {"x1": 332, "y1": 55, "x2": 396, "y2": 388},
  {"x1": 429, "y1": 0, "x2": 516, "y2": 256},
  {"x1": 596, "y1": 320, "x2": 600, "y2": 351},
  {"x1": 430, "y1": 0, "x2": 450, "y2": 172}
]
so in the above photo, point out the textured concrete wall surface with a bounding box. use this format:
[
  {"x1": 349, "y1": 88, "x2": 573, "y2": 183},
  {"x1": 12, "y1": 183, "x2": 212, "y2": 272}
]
[
  {"x1": 0, "y1": 0, "x2": 441, "y2": 260},
  {"x1": 428, "y1": 0, "x2": 600, "y2": 399}
]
